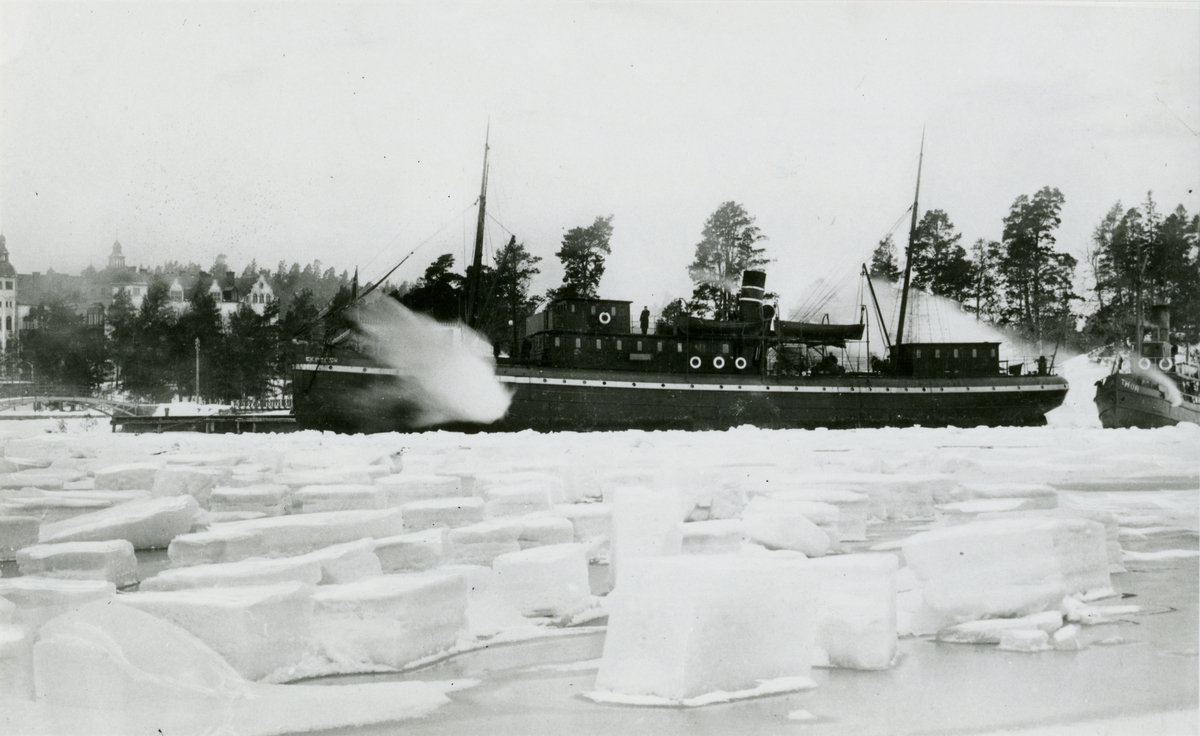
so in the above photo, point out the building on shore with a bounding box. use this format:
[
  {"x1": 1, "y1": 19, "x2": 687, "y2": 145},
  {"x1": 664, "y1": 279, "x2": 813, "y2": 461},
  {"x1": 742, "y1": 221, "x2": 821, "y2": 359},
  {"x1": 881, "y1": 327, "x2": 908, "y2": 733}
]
[{"x1": 9, "y1": 239, "x2": 276, "y2": 348}]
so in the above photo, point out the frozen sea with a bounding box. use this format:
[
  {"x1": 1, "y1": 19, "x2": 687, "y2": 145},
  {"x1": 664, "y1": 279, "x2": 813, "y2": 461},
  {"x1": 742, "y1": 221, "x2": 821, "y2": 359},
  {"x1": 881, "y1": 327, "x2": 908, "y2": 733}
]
[{"x1": 0, "y1": 355, "x2": 1196, "y2": 735}]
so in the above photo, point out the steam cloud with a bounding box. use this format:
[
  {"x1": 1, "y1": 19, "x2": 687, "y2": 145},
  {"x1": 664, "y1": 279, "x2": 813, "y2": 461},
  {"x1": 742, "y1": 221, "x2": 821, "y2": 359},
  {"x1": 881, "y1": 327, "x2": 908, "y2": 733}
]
[
  {"x1": 1141, "y1": 364, "x2": 1184, "y2": 407},
  {"x1": 355, "y1": 299, "x2": 512, "y2": 428},
  {"x1": 790, "y1": 277, "x2": 1072, "y2": 364}
]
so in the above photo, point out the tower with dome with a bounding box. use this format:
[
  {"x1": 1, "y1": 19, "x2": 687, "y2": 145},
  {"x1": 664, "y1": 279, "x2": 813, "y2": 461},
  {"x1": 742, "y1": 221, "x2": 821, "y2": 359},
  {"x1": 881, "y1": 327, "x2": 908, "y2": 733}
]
[{"x1": 0, "y1": 235, "x2": 17, "y2": 352}]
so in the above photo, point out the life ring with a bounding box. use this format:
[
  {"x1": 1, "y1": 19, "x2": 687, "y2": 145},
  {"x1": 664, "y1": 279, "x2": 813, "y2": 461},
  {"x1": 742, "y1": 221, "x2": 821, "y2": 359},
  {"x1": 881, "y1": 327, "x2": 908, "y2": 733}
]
[
  {"x1": 1159, "y1": 357, "x2": 1173, "y2": 371},
  {"x1": 1138, "y1": 357, "x2": 1152, "y2": 371},
  {"x1": 734, "y1": 356, "x2": 747, "y2": 370},
  {"x1": 689, "y1": 356, "x2": 702, "y2": 370},
  {"x1": 598, "y1": 311, "x2": 611, "y2": 325},
  {"x1": 713, "y1": 356, "x2": 726, "y2": 369}
]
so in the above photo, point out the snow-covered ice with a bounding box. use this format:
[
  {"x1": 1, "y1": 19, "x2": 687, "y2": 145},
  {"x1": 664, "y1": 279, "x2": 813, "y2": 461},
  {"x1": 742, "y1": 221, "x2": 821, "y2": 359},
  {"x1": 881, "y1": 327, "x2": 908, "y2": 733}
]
[
  {"x1": 0, "y1": 394, "x2": 1195, "y2": 735},
  {"x1": 375, "y1": 528, "x2": 450, "y2": 572},
  {"x1": 0, "y1": 623, "x2": 33, "y2": 699},
  {"x1": 142, "y1": 552, "x2": 324, "y2": 590},
  {"x1": 492, "y1": 543, "x2": 591, "y2": 617},
  {"x1": 37, "y1": 495, "x2": 199, "y2": 549},
  {"x1": 997, "y1": 629, "x2": 1053, "y2": 652},
  {"x1": 168, "y1": 523, "x2": 267, "y2": 566},
  {"x1": 93, "y1": 462, "x2": 162, "y2": 491},
  {"x1": 121, "y1": 581, "x2": 314, "y2": 680},
  {"x1": 22, "y1": 600, "x2": 466, "y2": 735},
  {"x1": 447, "y1": 518, "x2": 523, "y2": 565},
  {"x1": 294, "y1": 483, "x2": 386, "y2": 513},
  {"x1": 374, "y1": 473, "x2": 463, "y2": 504},
  {"x1": 16, "y1": 540, "x2": 138, "y2": 587},
  {"x1": 402, "y1": 496, "x2": 486, "y2": 530},
  {"x1": 310, "y1": 571, "x2": 469, "y2": 670},
  {"x1": 680, "y1": 519, "x2": 744, "y2": 554},
  {"x1": 207, "y1": 483, "x2": 291, "y2": 516},
  {"x1": 194, "y1": 509, "x2": 405, "y2": 554},
  {"x1": 151, "y1": 465, "x2": 231, "y2": 505},
  {"x1": 902, "y1": 517, "x2": 1112, "y2": 621},
  {"x1": 609, "y1": 486, "x2": 683, "y2": 586},
  {"x1": 517, "y1": 514, "x2": 576, "y2": 548},
  {"x1": 0, "y1": 515, "x2": 40, "y2": 561},
  {"x1": 482, "y1": 484, "x2": 555, "y2": 517},
  {"x1": 741, "y1": 494, "x2": 832, "y2": 556},
  {"x1": 0, "y1": 577, "x2": 115, "y2": 630},
  {"x1": 595, "y1": 555, "x2": 817, "y2": 701},
  {"x1": 937, "y1": 611, "x2": 1065, "y2": 644},
  {"x1": 808, "y1": 554, "x2": 898, "y2": 669}
]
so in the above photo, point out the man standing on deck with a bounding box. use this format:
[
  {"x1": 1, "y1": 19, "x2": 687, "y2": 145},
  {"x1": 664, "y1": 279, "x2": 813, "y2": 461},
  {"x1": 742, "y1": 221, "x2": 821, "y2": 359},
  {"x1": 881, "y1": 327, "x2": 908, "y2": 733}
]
[{"x1": 640, "y1": 306, "x2": 650, "y2": 335}]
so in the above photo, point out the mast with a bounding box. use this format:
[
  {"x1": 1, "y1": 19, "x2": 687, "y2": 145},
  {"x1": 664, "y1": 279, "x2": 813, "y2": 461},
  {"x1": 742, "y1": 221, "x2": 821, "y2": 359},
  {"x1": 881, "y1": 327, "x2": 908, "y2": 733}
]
[
  {"x1": 894, "y1": 132, "x2": 924, "y2": 348},
  {"x1": 464, "y1": 125, "x2": 490, "y2": 329}
]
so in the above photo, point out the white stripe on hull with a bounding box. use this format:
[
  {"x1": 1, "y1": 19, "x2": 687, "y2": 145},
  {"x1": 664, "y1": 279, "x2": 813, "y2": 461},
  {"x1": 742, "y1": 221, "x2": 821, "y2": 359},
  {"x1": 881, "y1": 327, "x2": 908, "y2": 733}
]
[
  {"x1": 294, "y1": 364, "x2": 1063, "y2": 395},
  {"x1": 294, "y1": 363, "x2": 401, "y2": 376}
]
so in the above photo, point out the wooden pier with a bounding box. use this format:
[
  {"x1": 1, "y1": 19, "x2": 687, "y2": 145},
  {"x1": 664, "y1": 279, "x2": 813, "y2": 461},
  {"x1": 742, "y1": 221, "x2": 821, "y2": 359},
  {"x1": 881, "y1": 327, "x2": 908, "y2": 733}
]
[{"x1": 110, "y1": 413, "x2": 298, "y2": 434}]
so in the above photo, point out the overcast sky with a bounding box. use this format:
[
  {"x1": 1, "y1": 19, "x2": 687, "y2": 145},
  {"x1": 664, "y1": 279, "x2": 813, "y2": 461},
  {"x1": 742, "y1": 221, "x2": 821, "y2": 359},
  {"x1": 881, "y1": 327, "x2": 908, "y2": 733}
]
[{"x1": 1, "y1": 1, "x2": 1197, "y2": 320}]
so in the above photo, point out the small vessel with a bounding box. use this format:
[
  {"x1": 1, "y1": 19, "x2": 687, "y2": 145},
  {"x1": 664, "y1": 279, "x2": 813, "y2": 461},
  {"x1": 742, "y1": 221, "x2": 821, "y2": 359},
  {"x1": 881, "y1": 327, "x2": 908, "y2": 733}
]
[
  {"x1": 1094, "y1": 305, "x2": 1200, "y2": 428},
  {"x1": 291, "y1": 139, "x2": 1068, "y2": 433}
]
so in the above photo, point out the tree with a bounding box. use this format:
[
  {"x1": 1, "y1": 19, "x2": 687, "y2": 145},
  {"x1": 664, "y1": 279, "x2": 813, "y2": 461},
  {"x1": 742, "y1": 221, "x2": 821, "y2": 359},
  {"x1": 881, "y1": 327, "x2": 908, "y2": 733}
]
[
  {"x1": 910, "y1": 210, "x2": 972, "y2": 302},
  {"x1": 486, "y1": 237, "x2": 542, "y2": 354},
  {"x1": 687, "y1": 202, "x2": 769, "y2": 320},
  {"x1": 106, "y1": 287, "x2": 137, "y2": 390},
  {"x1": 400, "y1": 254, "x2": 464, "y2": 322},
  {"x1": 550, "y1": 215, "x2": 613, "y2": 300},
  {"x1": 280, "y1": 288, "x2": 320, "y2": 340},
  {"x1": 994, "y1": 187, "x2": 1077, "y2": 348},
  {"x1": 174, "y1": 287, "x2": 224, "y2": 400},
  {"x1": 1084, "y1": 195, "x2": 1200, "y2": 344},
  {"x1": 276, "y1": 288, "x2": 320, "y2": 378},
  {"x1": 963, "y1": 238, "x2": 1002, "y2": 321},
  {"x1": 217, "y1": 302, "x2": 280, "y2": 401},
  {"x1": 659, "y1": 298, "x2": 692, "y2": 330},
  {"x1": 869, "y1": 235, "x2": 902, "y2": 282},
  {"x1": 210, "y1": 254, "x2": 230, "y2": 282},
  {"x1": 21, "y1": 301, "x2": 106, "y2": 391},
  {"x1": 120, "y1": 282, "x2": 178, "y2": 401}
]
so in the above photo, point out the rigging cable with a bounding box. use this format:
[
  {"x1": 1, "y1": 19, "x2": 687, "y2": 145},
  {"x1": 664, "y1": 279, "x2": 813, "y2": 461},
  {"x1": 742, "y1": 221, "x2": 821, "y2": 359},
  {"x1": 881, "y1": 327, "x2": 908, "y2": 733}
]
[
  {"x1": 289, "y1": 201, "x2": 478, "y2": 339},
  {"x1": 790, "y1": 202, "x2": 914, "y2": 323}
]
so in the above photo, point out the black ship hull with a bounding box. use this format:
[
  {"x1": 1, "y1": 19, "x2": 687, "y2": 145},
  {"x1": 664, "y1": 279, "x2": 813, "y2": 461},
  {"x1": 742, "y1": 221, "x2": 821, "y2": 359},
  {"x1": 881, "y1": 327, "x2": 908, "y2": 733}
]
[
  {"x1": 1094, "y1": 373, "x2": 1200, "y2": 429},
  {"x1": 292, "y1": 361, "x2": 1068, "y2": 433}
]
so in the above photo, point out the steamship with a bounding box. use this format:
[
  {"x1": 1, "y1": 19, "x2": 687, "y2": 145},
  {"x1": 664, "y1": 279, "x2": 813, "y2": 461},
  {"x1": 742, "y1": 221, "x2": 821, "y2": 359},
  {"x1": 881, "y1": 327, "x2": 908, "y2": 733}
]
[
  {"x1": 291, "y1": 140, "x2": 1068, "y2": 433},
  {"x1": 1094, "y1": 305, "x2": 1200, "y2": 429}
]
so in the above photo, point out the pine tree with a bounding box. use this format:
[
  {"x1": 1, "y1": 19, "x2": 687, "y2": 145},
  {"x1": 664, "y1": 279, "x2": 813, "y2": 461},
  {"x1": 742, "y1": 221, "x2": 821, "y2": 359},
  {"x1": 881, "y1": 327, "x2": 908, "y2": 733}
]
[
  {"x1": 995, "y1": 187, "x2": 1077, "y2": 349},
  {"x1": 687, "y1": 202, "x2": 769, "y2": 320},
  {"x1": 910, "y1": 210, "x2": 972, "y2": 302},
  {"x1": 489, "y1": 237, "x2": 541, "y2": 354},
  {"x1": 1085, "y1": 195, "x2": 1200, "y2": 344},
  {"x1": 400, "y1": 254, "x2": 464, "y2": 322},
  {"x1": 869, "y1": 235, "x2": 902, "y2": 282},
  {"x1": 121, "y1": 282, "x2": 178, "y2": 401},
  {"x1": 550, "y1": 216, "x2": 613, "y2": 300}
]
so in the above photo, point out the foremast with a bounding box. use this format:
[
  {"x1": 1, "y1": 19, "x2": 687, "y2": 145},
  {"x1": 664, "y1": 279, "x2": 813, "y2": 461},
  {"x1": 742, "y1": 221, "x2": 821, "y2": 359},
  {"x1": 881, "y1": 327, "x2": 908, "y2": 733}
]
[
  {"x1": 464, "y1": 126, "x2": 490, "y2": 329},
  {"x1": 895, "y1": 132, "x2": 924, "y2": 348}
]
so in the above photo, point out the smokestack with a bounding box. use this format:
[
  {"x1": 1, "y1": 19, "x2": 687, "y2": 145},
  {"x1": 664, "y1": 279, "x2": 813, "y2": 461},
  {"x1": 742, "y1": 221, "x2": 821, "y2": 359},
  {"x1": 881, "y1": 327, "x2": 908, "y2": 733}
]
[{"x1": 738, "y1": 270, "x2": 766, "y2": 322}]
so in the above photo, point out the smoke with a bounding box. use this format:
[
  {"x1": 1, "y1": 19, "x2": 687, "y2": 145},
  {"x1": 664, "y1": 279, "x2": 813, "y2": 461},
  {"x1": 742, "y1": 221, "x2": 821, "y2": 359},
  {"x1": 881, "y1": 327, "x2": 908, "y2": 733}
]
[
  {"x1": 687, "y1": 267, "x2": 741, "y2": 295},
  {"x1": 786, "y1": 277, "x2": 1069, "y2": 365},
  {"x1": 354, "y1": 299, "x2": 512, "y2": 428},
  {"x1": 1140, "y1": 364, "x2": 1185, "y2": 407}
]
